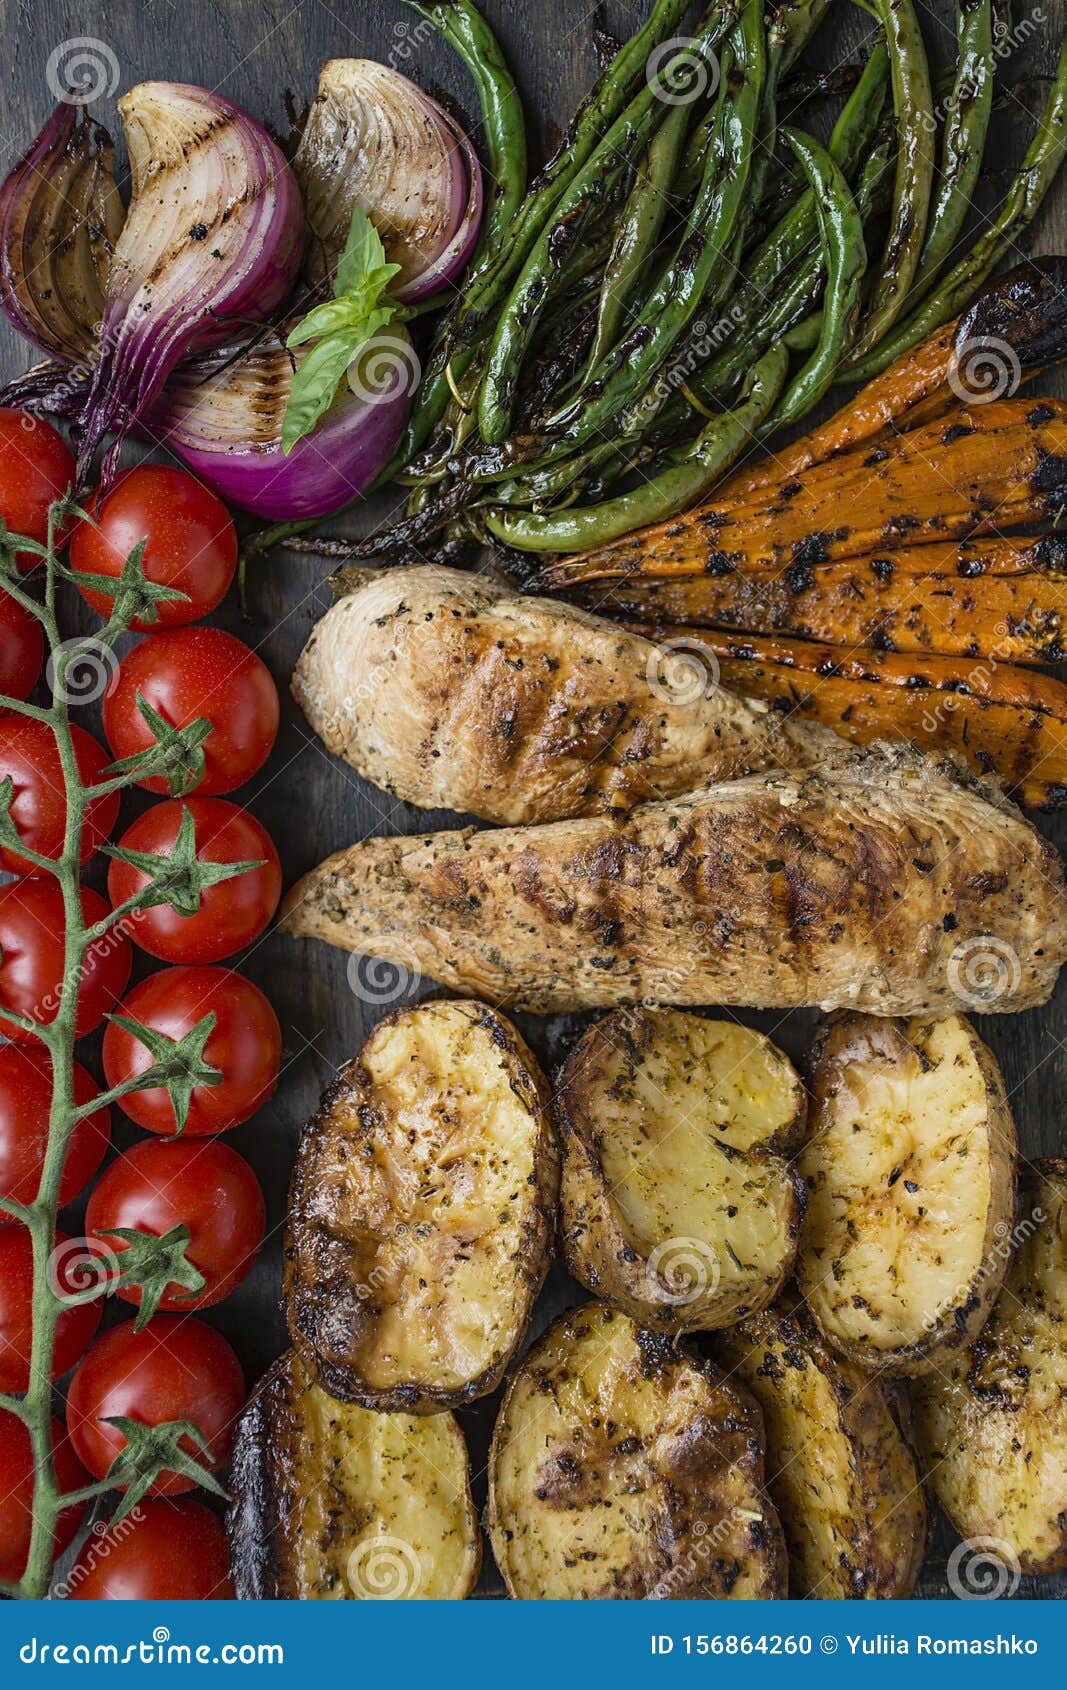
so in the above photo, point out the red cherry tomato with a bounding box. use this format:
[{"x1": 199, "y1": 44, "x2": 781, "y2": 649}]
[
  {"x1": 102, "y1": 627, "x2": 278, "y2": 796},
  {"x1": 0, "y1": 587, "x2": 44, "y2": 698},
  {"x1": 86, "y1": 1138, "x2": 265, "y2": 1312},
  {"x1": 66, "y1": 1314, "x2": 244, "y2": 1495},
  {"x1": 64, "y1": 1496, "x2": 234, "y2": 1599},
  {"x1": 0, "y1": 714, "x2": 119, "y2": 874},
  {"x1": 0, "y1": 410, "x2": 75, "y2": 571},
  {"x1": 0, "y1": 1224, "x2": 103, "y2": 1391},
  {"x1": 0, "y1": 882, "x2": 131, "y2": 1043},
  {"x1": 107, "y1": 797, "x2": 281, "y2": 963},
  {"x1": 0, "y1": 1409, "x2": 90, "y2": 1583},
  {"x1": 71, "y1": 467, "x2": 237, "y2": 629},
  {"x1": 0, "y1": 1046, "x2": 110, "y2": 1207},
  {"x1": 103, "y1": 965, "x2": 280, "y2": 1136}
]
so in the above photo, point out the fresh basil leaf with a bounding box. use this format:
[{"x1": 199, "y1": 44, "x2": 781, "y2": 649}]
[
  {"x1": 282, "y1": 335, "x2": 365, "y2": 454},
  {"x1": 335, "y1": 206, "x2": 400, "y2": 296}
]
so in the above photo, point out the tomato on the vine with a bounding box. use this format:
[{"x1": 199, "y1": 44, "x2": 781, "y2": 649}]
[
  {"x1": 0, "y1": 714, "x2": 119, "y2": 874},
  {"x1": 103, "y1": 965, "x2": 281, "y2": 1136},
  {"x1": 0, "y1": 1409, "x2": 90, "y2": 1583},
  {"x1": 0, "y1": 410, "x2": 75, "y2": 571},
  {"x1": 107, "y1": 797, "x2": 281, "y2": 963},
  {"x1": 71, "y1": 467, "x2": 237, "y2": 629},
  {"x1": 0, "y1": 1046, "x2": 110, "y2": 1207},
  {"x1": 0, "y1": 1224, "x2": 103, "y2": 1391},
  {"x1": 0, "y1": 882, "x2": 131, "y2": 1042},
  {"x1": 86, "y1": 1138, "x2": 265, "y2": 1312},
  {"x1": 66, "y1": 1314, "x2": 244, "y2": 1495},
  {"x1": 0, "y1": 588, "x2": 43, "y2": 698},
  {"x1": 64, "y1": 1496, "x2": 234, "y2": 1599},
  {"x1": 102, "y1": 626, "x2": 279, "y2": 796}
]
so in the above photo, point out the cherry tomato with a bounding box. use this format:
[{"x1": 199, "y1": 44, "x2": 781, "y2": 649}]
[
  {"x1": 0, "y1": 1046, "x2": 110, "y2": 1207},
  {"x1": 66, "y1": 1314, "x2": 244, "y2": 1495},
  {"x1": 0, "y1": 410, "x2": 75, "y2": 571},
  {"x1": 0, "y1": 587, "x2": 44, "y2": 698},
  {"x1": 102, "y1": 627, "x2": 279, "y2": 796},
  {"x1": 86, "y1": 1138, "x2": 265, "y2": 1312},
  {"x1": 64, "y1": 1496, "x2": 234, "y2": 1599},
  {"x1": 0, "y1": 1408, "x2": 90, "y2": 1583},
  {"x1": 0, "y1": 881, "x2": 131, "y2": 1043},
  {"x1": 107, "y1": 797, "x2": 281, "y2": 963},
  {"x1": 103, "y1": 965, "x2": 280, "y2": 1136},
  {"x1": 71, "y1": 467, "x2": 237, "y2": 629},
  {"x1": 0, "y1": 1223, "x2": 103, "y2": 1391},
  {"x1": 0, "y1": 714, "x2": 119, "y2": 874}
]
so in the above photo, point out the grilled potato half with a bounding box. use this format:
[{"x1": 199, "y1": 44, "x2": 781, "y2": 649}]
[
  {"x1": 912, "y1": 1159, "x2": 1067, "y2": 1575},
  {"x1": 285, "y1": 999, "x2": 559, "y2": 1411},
  {"x1": 559, "y1": 1010, "x2": 805, "y2": 1331},
  {"x1": 488, "y1": 1301, "x2": 787, "y2": 1599},
  {"x1": 716, "y1": 1305, "x2": 927, "y2": 1598},
  {"x1": 796, "y1": 1013, "x2": 1016, "y2": 1374},
  {"x1": 228, "y1": 1351, "x2": 480, "y2": 1599}
]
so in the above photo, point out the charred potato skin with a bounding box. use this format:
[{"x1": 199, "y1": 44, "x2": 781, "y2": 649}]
[
  {"x1": 715, "y1": 1306, "x2": 928, "y2": 1599},
  {"x1": 797, "y1": 1012, "x2": 1017, "y2": 1375},
  {"x1": 912, "y1": 1159, "x2": 1067, "y2": 1575},
  {"x1": 284, "y1": 1000, "x2": 560, "y2": 1412},
  {"x1": 227, "y1": 1351, "x2": 480, "y2": 1600},
  {"x1": 558, "y1": 1009, "x2": 806, "y2": 1332},
  {"x1": 488, "y1": 1302, "x2": 788, "y2": 1600}
]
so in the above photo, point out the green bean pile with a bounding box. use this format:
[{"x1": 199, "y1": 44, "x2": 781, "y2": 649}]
[{"x1": 352, "y1": 0, "x2": 1067, "y2": 560}]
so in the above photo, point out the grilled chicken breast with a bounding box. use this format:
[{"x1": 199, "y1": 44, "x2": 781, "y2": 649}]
[
  {"x1": 280, "y1": 743, "x2": 1067, "y2": 1016},
  {"x1": 291, "y1": 564, "x2": 822, "y2": 824}
]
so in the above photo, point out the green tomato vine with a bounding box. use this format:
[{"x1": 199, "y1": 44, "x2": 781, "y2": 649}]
[{"x1": 0, "y1": 501, "x2": 258, "y2": 1600}]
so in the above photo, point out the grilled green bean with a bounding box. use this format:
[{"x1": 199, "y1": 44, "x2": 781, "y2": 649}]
[
  {"x1": 845, "y1": 0, "x2": 935, "y2": 360},
  {"x1": 584, "y1": 100, "x2": 690, "y2": 377},
  {"x1": 849, "y1": 23, "x2": 1067, "y2": 379},
  {"x1": 483, "y1": 342, "x2": 788, "y2": 553},
  {"x1": 910, "y1": 0, "x2": 994, "y2": 299},
  {"x1": 763, "y1": 128, "x2": 866, "y2": 430}
]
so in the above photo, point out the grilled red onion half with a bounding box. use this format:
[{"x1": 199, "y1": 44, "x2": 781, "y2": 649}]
[
  {"x1": 294, "y1": 60, "x2": 483, "y2": 304},
  {"x1": 0, "y1": 103, "x2": 123, "y2": 362},
  {"x1": 75, "y1": 83, "x2": 304, "y2": 480},
  {"x1": 155, "y1": 326, "x2": 415, "y2": 519}
]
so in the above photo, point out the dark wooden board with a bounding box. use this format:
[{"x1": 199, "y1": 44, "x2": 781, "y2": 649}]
[{"x1": 2, "y1": 0, "x2": 1065, "y2": 1601}]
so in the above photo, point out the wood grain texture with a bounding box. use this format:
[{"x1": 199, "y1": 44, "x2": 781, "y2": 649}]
[{"x1": 1, "y1": 0, "x2": 1064, "y2": 1600}]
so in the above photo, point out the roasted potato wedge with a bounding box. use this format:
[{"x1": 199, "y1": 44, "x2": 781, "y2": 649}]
[
  {"x1": 559, "y1": 1010, "x2": 805, "y2": 1330},
  {"x1": 796, "y1": 1013, "x2": 1016, "y2": 1374},
  {"x1": 488, "y1": 1301, "x2": 787, "y2": 1599},
  {"x1": 228, "y1": 1351, "x2": 480, "y2": 1599},
  {"x1": 284, "y1": 1000, "x2": 559, "y2": 1411},
  {"x1": 911, "y1": 1159, "x2": 1067, "y2": 1575},
  {"x1": 715, "y1": 1305, "x2": 927, "y2": 1597}
]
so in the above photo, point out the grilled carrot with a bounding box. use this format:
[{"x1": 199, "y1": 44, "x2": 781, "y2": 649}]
[
  {"x1": 539, "y1": 399, "x2": 1067, "y2": 587},
  {"x1": 567, "y1": 537, "x2": 1067, "y2": 660},
  {"x1": 632, "y1": 626, "x2": 1067, "y2": 807}
]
